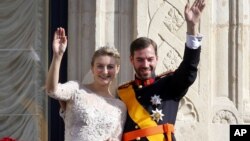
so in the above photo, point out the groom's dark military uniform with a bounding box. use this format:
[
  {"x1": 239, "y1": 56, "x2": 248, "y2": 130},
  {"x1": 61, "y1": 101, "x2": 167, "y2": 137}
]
[{"x1": 118, "y1": 46, "x2": 201, "y2": 141}]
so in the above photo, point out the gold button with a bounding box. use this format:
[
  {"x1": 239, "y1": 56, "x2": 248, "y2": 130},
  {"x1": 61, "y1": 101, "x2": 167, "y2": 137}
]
[
  {"x1": 135, "y1": 125, "x2": 138, "y2": 129},
  {"x1": 136, "y1": 137, "x2": 140, "y2": 140}
]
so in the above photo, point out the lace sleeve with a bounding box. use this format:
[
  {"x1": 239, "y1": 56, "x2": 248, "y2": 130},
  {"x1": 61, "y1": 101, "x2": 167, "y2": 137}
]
[{"x1": 47, "y1": 81, "x2": 79, "y2": 101}]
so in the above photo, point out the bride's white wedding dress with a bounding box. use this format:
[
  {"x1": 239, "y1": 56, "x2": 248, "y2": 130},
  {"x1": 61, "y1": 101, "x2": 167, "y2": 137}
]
[{"x1": 47, "y1": 81, "x2": 127, "y2": 141}]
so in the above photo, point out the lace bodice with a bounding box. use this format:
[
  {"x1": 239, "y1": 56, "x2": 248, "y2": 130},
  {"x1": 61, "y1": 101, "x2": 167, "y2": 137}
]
[{"x1": 47, "y1": 81, "x2": 127, "y2": 141}]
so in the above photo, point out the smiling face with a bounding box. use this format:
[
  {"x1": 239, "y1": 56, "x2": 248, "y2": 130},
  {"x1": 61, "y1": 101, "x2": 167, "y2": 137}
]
[
  {"x1": 92, "y1": 55, "x2": 120, "y2": 86},
  {"x1": 129, "y1": 37, "x2": 158, "y2": 80},
  {"x1": 130, "y1": 45, "x2": 158, "y2": 80}
]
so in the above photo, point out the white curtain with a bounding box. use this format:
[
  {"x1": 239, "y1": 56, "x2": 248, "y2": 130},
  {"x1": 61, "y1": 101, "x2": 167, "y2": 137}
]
[{"x1": 0, "y1": 0, "x2": 48, "y2": 140}]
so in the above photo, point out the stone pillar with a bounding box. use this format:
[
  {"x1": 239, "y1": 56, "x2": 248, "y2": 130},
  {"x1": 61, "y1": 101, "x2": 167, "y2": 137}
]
[
  {"x1": 211, "y1": 0, "x2": 250, "y2": 141},
  {"x1": 234, "y1": 0, "x2": 250, "y2": 123},
  {"x1": 68, "y1": 0, "x2": 96, "y2": 82}
]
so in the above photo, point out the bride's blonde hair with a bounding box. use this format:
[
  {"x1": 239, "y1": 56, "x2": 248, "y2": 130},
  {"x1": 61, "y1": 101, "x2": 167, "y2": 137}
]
[{"x1": 91, "y1": 46, "x2": 120, "y2": 67}]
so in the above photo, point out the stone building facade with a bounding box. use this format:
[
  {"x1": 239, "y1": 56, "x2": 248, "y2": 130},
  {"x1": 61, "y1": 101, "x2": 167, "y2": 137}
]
[{"x1": 0, "y1": 0, "x2": 250, "y2": 141}]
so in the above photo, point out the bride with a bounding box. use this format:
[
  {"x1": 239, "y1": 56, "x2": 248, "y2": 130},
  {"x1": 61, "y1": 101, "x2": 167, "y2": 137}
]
[{"x1": 46, "y1": 27, "x2": 126, "y2": 141}]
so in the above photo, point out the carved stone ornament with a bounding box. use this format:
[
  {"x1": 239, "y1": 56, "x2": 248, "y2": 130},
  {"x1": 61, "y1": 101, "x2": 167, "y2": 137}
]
[
  {"x1": 177, "y1": 97, "x2": 199, "y2": 122},
  {"x1": 212, "y1": 110, "x2": 237, "y2": 124},
  {"x1": 164, "y1": 8, "x2": 185, "y2": 32}
]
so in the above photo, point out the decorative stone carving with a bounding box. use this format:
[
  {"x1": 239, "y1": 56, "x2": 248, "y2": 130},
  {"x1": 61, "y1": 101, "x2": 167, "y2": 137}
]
[
  {"x1": 212, "y1": 97, "x2": 243, "y2": 124},
  {"x1": 212, "y1": 110, "x2": 237, "y2": 124},
  {"x1": 177, "y1": 97, "x2": 199, "y2": 122},
  {"x1": 164, "y1": 8, "x2": 185, "y2": 32},
  {"x1": 163, "y1": 47, "x2": 182, "y2": 70},
  {"x1": 155, "y1": 42, "x2": 182, "y2": 74}
]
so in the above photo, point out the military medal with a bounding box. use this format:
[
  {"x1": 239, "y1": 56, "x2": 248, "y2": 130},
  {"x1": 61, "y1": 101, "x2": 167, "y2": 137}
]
[
  {"x1": 151, "y1": 108, "x2": 164, "y2": 122},
  {"x1": 150, "y1": 95, "x2": 162, "y2": 105}
]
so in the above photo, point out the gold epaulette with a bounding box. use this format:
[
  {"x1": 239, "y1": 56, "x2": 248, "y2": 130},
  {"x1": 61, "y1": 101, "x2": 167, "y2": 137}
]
[
  {"x1": 118, "y1": 80, "x2": 134, "y2": 89},
  {"x1": 157, "y1": 70, "x2": 174, "y2": 78}
]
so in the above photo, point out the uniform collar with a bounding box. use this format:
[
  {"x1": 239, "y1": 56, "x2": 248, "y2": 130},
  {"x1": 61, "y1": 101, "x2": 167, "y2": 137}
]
[{"x1": 134, "y1": 75, "x2": 155, "y2": 88}]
